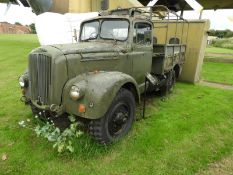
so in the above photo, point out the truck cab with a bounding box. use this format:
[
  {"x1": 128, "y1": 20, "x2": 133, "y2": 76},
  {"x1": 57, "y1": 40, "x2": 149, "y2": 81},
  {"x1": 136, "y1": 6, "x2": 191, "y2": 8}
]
[{"x1": 78, "y1": 14, "x2": 153, "y2": 88}]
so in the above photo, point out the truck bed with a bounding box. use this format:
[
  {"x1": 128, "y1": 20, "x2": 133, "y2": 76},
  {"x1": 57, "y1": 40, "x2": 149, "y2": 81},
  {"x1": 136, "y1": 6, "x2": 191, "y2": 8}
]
[{"x1": 151, "y1": 44, "x2": 186, "y2": 75}]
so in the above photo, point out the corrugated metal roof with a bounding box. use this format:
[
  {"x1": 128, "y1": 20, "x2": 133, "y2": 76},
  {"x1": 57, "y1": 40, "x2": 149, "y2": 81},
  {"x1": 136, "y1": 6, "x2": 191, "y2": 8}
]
[{"x1": 139, "y1": 0, "x2": 233, "y2": 10}]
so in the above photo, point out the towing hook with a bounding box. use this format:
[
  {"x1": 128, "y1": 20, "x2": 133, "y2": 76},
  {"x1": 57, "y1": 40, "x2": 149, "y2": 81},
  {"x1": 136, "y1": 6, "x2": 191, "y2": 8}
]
[{"x1": 20, "y1": 96, "x2": 26, "y2": 102}]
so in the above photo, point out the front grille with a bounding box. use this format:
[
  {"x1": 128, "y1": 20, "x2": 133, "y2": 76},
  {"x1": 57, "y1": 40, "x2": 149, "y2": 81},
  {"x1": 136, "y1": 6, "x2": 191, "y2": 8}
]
[{"x1": 29, "y1": 53, "x2": 52, "y2": 105}]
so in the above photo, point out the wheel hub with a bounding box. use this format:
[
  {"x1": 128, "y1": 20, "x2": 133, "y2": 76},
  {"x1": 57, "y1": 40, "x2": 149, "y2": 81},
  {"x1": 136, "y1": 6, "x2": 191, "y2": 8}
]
[{"x1": 108, "y1": 103, "x2": 130, "y2": 137}]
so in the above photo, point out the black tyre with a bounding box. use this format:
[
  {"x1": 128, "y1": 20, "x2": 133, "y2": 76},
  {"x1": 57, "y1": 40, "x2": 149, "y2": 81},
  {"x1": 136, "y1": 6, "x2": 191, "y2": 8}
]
[
  {"x1": 89, "y1": 89, "x2": 135, "y2": 144},
  {"x1": 160, "y1": 70, "x2": 176, "y2": 95}
]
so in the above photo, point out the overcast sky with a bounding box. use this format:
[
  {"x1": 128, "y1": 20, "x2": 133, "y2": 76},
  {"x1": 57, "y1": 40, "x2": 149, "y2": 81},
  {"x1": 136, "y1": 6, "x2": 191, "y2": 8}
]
[{"x1": 0, "y1": 3, "x2": 233, "y2": 30}]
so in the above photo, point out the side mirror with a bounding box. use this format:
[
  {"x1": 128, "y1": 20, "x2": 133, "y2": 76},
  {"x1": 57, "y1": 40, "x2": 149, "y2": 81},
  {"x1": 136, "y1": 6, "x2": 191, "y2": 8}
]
[
  {"x1": 73, "y1": 29, "x2": 78, "y2": 42},
  {"x1": 101, "y1": 0, "x2": 109, "y2": 10}
]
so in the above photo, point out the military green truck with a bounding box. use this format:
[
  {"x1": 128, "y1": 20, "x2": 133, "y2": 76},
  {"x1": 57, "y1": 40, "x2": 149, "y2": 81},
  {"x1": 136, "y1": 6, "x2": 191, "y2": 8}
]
[{"x1": 19, "y1": 6, "x2": 187, "y2": 144}]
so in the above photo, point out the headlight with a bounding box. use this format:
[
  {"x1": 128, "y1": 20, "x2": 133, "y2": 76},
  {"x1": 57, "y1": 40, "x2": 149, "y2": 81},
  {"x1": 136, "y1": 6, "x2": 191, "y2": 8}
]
[
  {"x1": 19, "y1": 75, "x2": 29, "y2": 88},
  {"x1": 19, "y1": 77, "x2": 25, "y2": 88},
  {"x1": 70, "y1": 86, "x2": 84, "y2": 101}
]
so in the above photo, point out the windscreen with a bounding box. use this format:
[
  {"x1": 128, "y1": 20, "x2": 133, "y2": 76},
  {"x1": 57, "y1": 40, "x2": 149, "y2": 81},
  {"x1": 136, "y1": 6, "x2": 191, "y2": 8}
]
[
  {"x1": 81, "y1": 19, "x2": 129, "y2": 42},
  {"x1": 100, "y1": 20, "x2": 129, "y2": 41}
]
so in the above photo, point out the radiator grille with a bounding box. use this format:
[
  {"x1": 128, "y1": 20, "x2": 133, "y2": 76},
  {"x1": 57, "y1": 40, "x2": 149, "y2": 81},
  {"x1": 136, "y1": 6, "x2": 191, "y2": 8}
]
[{"x1": 29, "y1": 53, "x2": 51, "y2": 105}]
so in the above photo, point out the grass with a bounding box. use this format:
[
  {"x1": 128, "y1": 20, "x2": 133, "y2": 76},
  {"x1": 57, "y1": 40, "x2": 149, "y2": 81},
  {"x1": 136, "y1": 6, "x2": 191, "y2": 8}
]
[
  {"x1": 202, "y1": 45, "x2": 233, "y2": 84},
  {"x1": 198, "y1": 152, "x2": 233, "y2": 175},
  {"x1": 206, "y1": 46, "x2": 233, "y2": 54},
  {"x1": 202, "y1": 62, "x2": 233, "y2": 85},
  {"x1": 1, "y1": 34, "x2": 233, "y2": 175}
]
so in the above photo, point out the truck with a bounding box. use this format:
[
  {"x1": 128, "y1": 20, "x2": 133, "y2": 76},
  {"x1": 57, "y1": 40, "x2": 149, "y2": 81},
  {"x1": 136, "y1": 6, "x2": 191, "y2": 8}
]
[{"x1": 19, "y1": 6, "x2": 187, "y2": 144}]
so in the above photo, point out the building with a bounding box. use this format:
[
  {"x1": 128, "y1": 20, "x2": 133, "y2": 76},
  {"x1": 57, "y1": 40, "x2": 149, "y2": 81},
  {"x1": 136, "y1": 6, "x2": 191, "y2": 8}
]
[{"x1": 0, "y1": 22, "x2": 31, "y2": 34}]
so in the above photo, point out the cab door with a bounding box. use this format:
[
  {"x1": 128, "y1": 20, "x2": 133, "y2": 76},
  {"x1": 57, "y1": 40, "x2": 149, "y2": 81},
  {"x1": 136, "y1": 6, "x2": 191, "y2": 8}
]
[{"x1": 131, "y1": 22, "x2": 153, "y2": 86}]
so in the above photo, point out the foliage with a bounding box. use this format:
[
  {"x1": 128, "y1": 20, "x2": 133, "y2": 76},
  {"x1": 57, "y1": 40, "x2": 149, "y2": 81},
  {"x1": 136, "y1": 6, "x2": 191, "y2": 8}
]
[
  {"x1": 209, "y1": 29, "x2": 233, "y2": 38},
  {"x1": 19, "y1": 115, "x2": 83, "y2": 153},
  {"x1": 29, "y1": 23, "x2": 37, "y2": 34},
  {"x1": 14, "y1": 22, "x2": 22, "y2": 26},
  {"x1": 211, "y1": 38, "x2": 233, "y2": 50}
]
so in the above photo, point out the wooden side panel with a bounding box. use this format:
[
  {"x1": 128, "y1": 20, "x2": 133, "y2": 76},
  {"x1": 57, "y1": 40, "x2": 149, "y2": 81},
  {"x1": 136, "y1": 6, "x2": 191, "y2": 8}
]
[{"x1": 153, "y1": 20, "x2": 210, "y2": 83}]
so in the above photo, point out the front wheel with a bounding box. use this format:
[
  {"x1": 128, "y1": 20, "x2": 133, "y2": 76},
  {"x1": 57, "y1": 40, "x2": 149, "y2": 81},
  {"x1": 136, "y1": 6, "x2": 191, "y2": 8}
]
[{"x1": 89, "y1": 89, "x2": 135, "y2": 144}]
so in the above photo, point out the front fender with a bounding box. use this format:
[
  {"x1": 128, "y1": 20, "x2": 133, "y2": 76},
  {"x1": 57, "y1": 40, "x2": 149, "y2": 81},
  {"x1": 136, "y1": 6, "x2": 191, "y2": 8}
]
[{"x1": 62, "y1": 71, "x2": 139, "y2": 119}]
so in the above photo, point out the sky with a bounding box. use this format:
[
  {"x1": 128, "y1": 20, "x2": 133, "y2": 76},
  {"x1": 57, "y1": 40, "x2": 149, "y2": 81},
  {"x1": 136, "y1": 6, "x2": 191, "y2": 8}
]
[
  {"x1": 0, "y1": 4, "x2": 36, "y2": 25},
  {"x1": 0, "y1": 3, "x2": 233, "y2": 30},
  {"x1": 184, "y1": 9, "x2": 233, "y2": 30}
]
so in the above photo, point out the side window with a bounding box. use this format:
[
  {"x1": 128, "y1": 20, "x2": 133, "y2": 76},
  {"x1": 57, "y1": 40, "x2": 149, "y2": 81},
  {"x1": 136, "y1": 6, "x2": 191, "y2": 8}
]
[
  {"x1": 81, "y1": 21, "x2": 99, "y2": 41},
  {"x1": 134, "y1": 23, "x2": 152, "y2": 45},
  {"x1": 169, "y1": 37, "x2": 180, "y2": 44}
]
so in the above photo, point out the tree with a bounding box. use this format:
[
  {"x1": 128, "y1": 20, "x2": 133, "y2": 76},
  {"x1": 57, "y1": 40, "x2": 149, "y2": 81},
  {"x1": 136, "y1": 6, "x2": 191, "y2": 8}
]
[
  {"x1": 15, "y1": 22, "x2": 22, "y2": 26},
  {"x1": 225, "y1": 30, "x2": 233, "y2": 38},
  {"x1": 29, "y1": 23, "x2": 37, "y2": 34},
  {"x1": 208, "y1": 29, "x2": 233, "y2": 38}
]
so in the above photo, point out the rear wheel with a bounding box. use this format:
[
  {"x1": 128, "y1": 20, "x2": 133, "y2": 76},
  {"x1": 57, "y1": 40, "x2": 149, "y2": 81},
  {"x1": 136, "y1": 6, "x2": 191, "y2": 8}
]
[
  {"x1": 89, "y1": 89, "x2": 135, "y2": 144},
  {"x1": 160, "y1": 70, "x2": 176, "y2": 95}
]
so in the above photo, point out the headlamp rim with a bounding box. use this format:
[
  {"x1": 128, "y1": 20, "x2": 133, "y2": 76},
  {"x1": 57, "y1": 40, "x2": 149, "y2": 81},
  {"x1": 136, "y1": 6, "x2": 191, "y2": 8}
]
[
  {"x1": 19, "y1": 77, "x2": 25, "y2": 88},
  {"x1": 70, "y1": 86, "x2": 82, "y2": 100}
]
